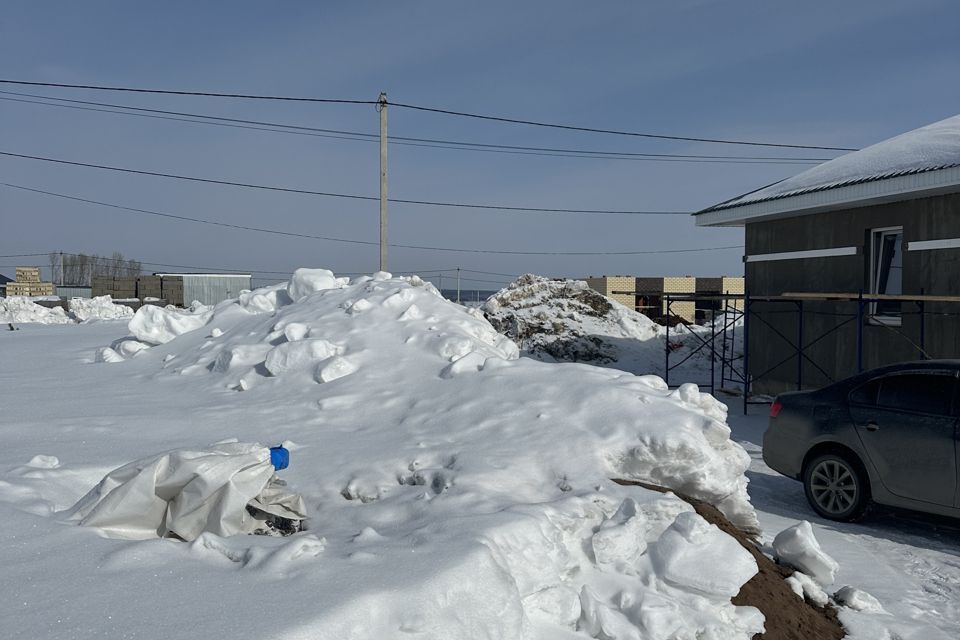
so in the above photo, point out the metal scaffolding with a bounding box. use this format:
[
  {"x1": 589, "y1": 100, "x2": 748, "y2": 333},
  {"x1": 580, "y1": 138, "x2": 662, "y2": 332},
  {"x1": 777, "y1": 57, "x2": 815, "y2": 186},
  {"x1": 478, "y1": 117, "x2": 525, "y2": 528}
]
[
  {"x1": 663, "y1": 293, "x2": 746, "y2": 398},
  {"x1": 664, "y1": 291, "x2": 960, "y2": 414}
]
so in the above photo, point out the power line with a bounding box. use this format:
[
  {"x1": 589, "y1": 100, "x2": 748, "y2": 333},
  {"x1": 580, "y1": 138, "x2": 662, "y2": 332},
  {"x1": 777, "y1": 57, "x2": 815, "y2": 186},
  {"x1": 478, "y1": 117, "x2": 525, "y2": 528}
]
[
  {"x1": 4, "y1": 182, "x2": 743, "y2": 256},
  {"x1": 0, "y1": 79, "x2": 375, "y2": 105},
  {"x1": 0, "y1": 91, "x2": 830, "y2": 164},
  {"x1": 387, "y1": 101, "x2": 858, "y2": 151},
  {"x1": 0, "y1": 150, "x2": 689, "y2": 215},
  {"x1": 3, "y1": 183, "x2": 380, "y2": 247},
  {"x1": 0, "y1": 79, "x2": 857, "y2": 151},
  {"x1": 0, "y1": 252, "x2": 51, "y2": 258}
]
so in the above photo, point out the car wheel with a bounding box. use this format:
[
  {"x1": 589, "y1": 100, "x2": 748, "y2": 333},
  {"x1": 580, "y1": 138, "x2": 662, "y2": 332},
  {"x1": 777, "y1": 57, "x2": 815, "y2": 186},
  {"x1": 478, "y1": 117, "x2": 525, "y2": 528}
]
[{"x1": 803, "y1": 453, "x2": 871, "y2": 522}]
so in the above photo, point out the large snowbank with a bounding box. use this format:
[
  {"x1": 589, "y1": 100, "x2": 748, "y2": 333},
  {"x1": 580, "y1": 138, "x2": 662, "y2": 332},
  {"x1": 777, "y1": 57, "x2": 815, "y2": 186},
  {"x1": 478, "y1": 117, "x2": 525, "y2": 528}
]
[
  {"x1": 0, "y1": 295, "x2": 135, "y2": 324},
  {"x1": 0, "y1": 296, "x2": 72, "y2": 324},
  {"x1": 0, "y1": 268, "x2": 768, "y2": 639}
]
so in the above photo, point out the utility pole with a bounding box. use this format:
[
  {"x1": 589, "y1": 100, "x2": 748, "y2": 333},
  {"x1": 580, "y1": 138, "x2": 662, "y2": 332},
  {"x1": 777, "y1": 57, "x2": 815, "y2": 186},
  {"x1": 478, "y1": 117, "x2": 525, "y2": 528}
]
[
  {"x1": 456, "y1": 267, "x2": 461, "y2": 304},
  {"x1": 377, "y1": 92, "x2": 388, "y2": 273},
  {"x1": 59, "y1": 251, "x2": 63, "y2": 286}
]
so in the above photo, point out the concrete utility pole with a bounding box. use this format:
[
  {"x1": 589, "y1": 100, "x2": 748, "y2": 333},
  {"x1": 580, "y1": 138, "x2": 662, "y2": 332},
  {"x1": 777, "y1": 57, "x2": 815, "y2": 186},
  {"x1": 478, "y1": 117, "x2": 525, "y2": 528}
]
[
  {"x1": 59, "y1": 251, "x2": 63, "y2": 286},
  {"x1": 456, "y1": 267, "x2": 461, "y2": 304},
  {"x1": 377, "y1": 92, "x2": 388, "y2": 272}
]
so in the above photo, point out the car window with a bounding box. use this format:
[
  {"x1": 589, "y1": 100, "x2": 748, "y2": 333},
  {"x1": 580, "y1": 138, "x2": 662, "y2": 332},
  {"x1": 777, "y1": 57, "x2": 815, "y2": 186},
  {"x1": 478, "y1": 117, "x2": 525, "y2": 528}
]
[
  {"x1": 849, "y1": 378, "x2": 882, "y2": 405},
  {"x1": 877, "y1": 373, "x2": 956, "y2": 416}
]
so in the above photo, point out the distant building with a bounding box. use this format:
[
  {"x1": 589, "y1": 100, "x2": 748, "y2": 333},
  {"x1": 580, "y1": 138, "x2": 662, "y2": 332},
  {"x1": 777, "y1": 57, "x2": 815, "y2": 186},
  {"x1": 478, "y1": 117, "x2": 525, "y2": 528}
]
[
  {"x1": 92, "y1": 273, "x2": 252, "y2": 306},
  {"x1": 585, "y1": 275, "x2": 744, "y2": 324},
  {"x1": 0, "y1": 273, "x2": 11, "y2": 297},
  {"x1": 696, "y1": 112, "x2": 960, "y2": 393},
  {"x1": 5, "y1": 266, "x2": 55, "y2": 297},
  {"x1": 55, "y1": 285, "x2": 93, "y2": 299},
  {"x1": 584, "y1": 276, "x2": 636, "y2": 310}
]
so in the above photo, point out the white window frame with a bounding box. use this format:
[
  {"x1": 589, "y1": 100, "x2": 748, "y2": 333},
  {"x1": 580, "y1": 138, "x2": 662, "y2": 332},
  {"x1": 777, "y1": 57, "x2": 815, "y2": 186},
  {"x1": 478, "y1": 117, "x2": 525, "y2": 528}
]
[{"x1": 868, "y1": 226, "x2": 903, "y2": 326}]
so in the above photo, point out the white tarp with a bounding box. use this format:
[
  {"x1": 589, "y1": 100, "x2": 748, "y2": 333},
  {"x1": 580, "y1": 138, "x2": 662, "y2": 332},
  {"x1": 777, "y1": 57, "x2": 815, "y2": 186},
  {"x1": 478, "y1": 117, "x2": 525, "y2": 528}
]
[{"x1": 64, "y1": 442, "x2": 306, "y2": 541}]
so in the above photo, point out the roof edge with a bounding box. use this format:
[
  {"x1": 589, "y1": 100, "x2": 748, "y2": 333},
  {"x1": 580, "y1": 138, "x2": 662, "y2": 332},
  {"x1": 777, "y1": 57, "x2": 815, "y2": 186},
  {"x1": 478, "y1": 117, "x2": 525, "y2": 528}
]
[{"x1": 695, "y1": 165, "x2": 960, "y2": 227}]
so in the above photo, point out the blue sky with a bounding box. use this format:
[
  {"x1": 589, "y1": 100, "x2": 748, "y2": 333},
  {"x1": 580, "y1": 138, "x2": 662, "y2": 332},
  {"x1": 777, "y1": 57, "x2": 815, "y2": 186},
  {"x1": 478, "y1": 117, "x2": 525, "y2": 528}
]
[{"x1": 2, "y1": 1, "x2": 959, "y2": 290}]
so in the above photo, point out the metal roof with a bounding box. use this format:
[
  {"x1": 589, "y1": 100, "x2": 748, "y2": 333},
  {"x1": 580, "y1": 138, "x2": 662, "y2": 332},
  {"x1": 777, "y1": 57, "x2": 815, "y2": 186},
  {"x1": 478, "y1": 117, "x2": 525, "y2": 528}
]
[
  {"x1": 696, "y1": 113, "x2": 960, "y2": 226},
  {"x1": 700, "y1": 162, "x2": 960, "y2": 214}
]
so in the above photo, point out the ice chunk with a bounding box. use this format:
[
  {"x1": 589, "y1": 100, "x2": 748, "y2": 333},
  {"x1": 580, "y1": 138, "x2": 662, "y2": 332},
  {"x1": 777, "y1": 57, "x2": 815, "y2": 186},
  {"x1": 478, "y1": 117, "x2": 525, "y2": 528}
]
[
  {"x1": 264, "y1": 339, "x2": 340, "y2": 376},
  {"x1": 591, "y1": 498, "x2": 648, "y2": 567},
  {"x1": 282, "y1": 322, "x2": 309, "y2": 342},
  {"x1": 650, "y1": 511, "x2": 757, "y2": 599},
  {"x1": 834, "y1": 585, "x2": 885, "y2": 613},
  {"x1": 315, "y1": 356, "x2": 357, "y2": 383},
  {"x1": 785, "y1": 571, "x2": 829, "y2": 607},
  {"x1": 288, "y1": 268, "x2": 338, "y2": 300},
  {"x1": 773, "y1": 521, "x2": 838, "y2": 586},
  {"x1": 238, "y1": 283, "x2": 291, "y2": 313}
]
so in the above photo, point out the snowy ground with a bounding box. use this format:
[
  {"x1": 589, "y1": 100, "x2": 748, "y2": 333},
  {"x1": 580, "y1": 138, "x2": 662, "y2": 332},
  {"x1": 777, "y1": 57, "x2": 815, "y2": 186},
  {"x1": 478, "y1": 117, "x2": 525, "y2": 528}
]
[
  {"x1": 0, "y1": 273, "x2": 764, "y2": 640},
  {"x1": 2, "y1": 271, "x2": 955, "y2": 639},
  {"x1": 727, "y1": 403, "x2": 960, "y2": 639}
]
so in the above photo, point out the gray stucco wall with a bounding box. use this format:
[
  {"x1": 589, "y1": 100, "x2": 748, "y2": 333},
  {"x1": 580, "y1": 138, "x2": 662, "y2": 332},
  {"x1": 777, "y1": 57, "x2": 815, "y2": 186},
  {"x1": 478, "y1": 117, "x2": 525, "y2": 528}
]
[{"x1": 745, "y1": 191, "x2": 960, "y2": 394}]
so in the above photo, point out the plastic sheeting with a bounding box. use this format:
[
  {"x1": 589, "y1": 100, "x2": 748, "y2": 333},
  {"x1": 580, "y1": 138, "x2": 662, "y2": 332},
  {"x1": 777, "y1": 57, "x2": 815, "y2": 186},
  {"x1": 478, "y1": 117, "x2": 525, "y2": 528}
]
[{"x1": 65, "y1": 442, "x2": 306, "y2": 541}]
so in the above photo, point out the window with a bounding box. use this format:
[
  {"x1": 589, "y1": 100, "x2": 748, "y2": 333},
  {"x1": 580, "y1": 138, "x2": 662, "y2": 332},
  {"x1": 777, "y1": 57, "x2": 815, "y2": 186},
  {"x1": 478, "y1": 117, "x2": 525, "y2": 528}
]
[
  {"x1": 849, "y1": 378, "x2": 882, "y2": 405},
  {"x1": 877, "y1": 373, "x2": 955, "y2": 416},
  {"x1": 870, "y1": 227, "x2": 903, "y2": 321}
]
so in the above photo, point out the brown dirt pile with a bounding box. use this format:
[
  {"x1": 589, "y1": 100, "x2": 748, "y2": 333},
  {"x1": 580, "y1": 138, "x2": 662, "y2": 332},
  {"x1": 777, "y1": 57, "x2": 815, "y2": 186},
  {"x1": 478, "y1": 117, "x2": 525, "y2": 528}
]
[{"x1": 613, "y1": 479, "x2": 845, "y2": 640}]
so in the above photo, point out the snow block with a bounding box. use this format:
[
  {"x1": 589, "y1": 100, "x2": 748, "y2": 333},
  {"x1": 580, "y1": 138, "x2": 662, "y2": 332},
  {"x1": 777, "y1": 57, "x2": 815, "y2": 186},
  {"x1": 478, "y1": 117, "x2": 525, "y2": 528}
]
[
  {"x1": 128, "y1": 304, "x2": 212, "y2": 344},
  {"x1": 650, "y1": 511, "x2": 758, "y2": 599},
  {"x1": 288, "y1": 268, "x2": 338, "y2": 301},
  {"x1": 772, "y1": 521, "x2": 838, "y2": 586}
]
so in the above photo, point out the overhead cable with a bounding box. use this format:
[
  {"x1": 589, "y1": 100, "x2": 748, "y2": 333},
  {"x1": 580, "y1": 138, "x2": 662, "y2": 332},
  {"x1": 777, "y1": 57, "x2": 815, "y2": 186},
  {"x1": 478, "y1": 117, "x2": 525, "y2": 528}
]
[
  {"x1": 0, "y1": 91, "x2": 829, "y2": 165},
  {"x1": 0, "y1": 151, "x2": 688, "y2": 215},
  {"x1": 3, "y1": 182, "x2": 742, "y2": 256},
  {"x1": 0, "y1": 79, "x2": 857, "y2": 151}
]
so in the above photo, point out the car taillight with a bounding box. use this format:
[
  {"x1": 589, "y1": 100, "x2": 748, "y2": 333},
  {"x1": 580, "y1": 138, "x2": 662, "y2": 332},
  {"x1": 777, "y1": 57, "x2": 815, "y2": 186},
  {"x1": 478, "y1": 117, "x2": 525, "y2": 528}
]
[{"x1": 770, "y1": 399, "x2": 783, "y2": 418}]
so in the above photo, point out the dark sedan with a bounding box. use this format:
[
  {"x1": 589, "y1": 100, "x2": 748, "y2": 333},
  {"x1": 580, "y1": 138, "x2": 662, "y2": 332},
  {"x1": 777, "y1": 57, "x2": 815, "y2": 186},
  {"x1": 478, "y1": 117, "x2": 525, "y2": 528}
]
[{"x1": 763, "y1": 360, "x2": 960, "y2": 521}]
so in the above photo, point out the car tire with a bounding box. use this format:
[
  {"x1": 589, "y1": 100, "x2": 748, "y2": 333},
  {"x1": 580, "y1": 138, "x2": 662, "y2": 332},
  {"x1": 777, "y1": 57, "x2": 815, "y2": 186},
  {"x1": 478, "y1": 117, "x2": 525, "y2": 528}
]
[{"x1": 803, "y1": 453, "x2": 871, "y2": 522}]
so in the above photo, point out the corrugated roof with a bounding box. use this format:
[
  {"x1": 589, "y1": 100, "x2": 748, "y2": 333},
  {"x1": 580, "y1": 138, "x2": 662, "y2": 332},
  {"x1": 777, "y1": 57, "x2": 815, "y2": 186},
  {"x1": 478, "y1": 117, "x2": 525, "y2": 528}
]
[{"x1": 699, "y1": 113, "x2": 960, "y2": 214}]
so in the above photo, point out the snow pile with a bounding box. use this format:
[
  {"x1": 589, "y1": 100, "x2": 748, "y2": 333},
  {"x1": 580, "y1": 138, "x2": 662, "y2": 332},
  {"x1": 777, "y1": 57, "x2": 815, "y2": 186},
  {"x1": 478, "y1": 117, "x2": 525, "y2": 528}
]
[
  {"x1": 2, "y1": 267, "x2": 768, "y2": 638},
  {"x1": 0, "y1": 295, "x2": 135, "y2": 324},
  {"x1": 0, "y1": 296, "x2": 72, "y2": 324},
  {"x1": 482, "y1": 275, "x2": 663, "y2": 368},
  {"x1": 128, "y1": 301, "x2": 212, "y2": 344},
  {"x1": 68, "y1": 295, "x2": 134, "y2": 322},
  {"x1": 772, "y1": 521, "x2": 891, "y2": 625},
  {"x1": 482, "y1": 274, "x2": 722, "y2": 378}
]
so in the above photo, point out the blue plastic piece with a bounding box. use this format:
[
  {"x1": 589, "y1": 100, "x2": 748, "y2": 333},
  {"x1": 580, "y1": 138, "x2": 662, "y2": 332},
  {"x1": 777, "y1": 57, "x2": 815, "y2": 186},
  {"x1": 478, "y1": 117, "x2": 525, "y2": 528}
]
[{"x1": 269, "y1": 445, "x2": 290, "y2": 471}]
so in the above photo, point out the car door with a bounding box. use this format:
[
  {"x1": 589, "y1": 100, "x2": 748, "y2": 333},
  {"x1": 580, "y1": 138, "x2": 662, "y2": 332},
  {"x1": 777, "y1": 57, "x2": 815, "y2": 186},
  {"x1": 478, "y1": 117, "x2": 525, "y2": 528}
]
[{"x1": 848, "y1": 370, "x2": 959, "y2": 507}]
